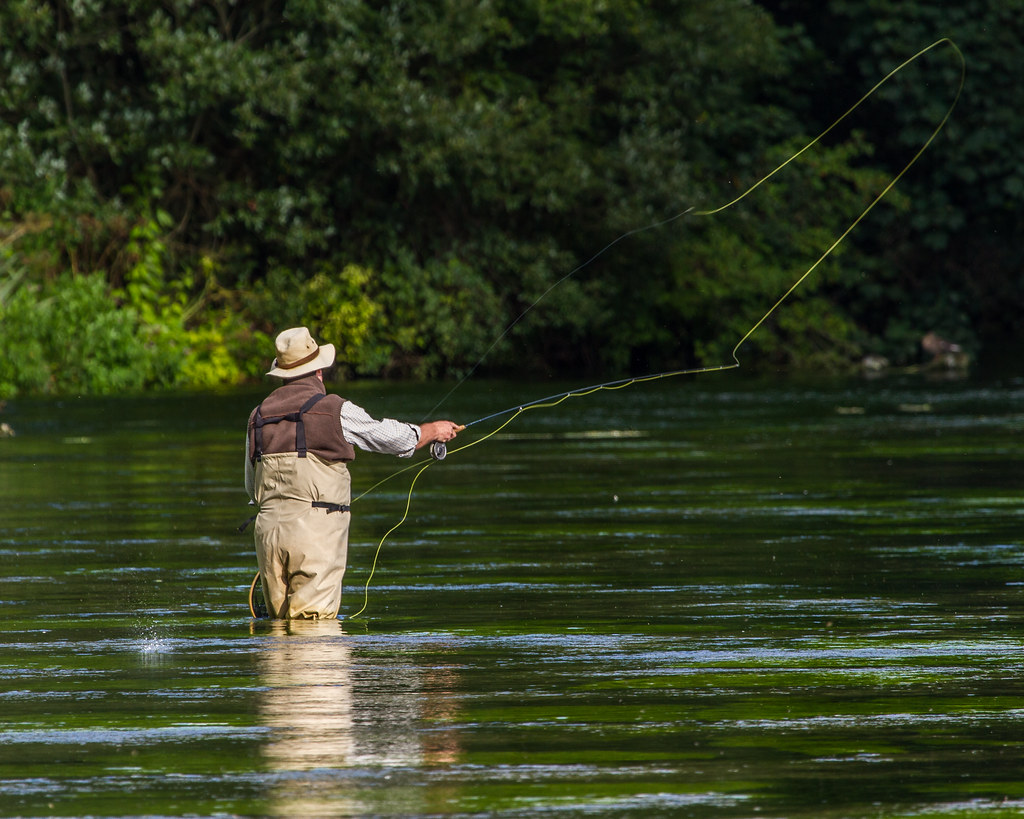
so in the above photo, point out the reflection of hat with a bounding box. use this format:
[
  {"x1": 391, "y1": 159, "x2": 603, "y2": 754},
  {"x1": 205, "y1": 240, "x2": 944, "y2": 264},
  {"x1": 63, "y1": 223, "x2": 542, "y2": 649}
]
[{"x1": 266, "y1": 327, "x2": 336, "y2": 378}]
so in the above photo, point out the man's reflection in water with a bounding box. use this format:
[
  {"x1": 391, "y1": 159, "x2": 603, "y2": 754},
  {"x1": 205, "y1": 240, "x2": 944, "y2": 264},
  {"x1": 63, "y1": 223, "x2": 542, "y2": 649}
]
[
  {"x1": 255, "y1": 619, "x2": 461, "y2": 813},
  {"x1": 258, "y1": 620, "x2": 355, "y2": 770}
]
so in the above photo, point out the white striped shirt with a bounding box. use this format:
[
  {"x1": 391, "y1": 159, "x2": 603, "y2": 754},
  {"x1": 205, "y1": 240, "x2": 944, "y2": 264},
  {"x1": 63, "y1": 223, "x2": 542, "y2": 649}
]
[{"x1": 339, "y1": 401, "x2": 421, "y2": 457}]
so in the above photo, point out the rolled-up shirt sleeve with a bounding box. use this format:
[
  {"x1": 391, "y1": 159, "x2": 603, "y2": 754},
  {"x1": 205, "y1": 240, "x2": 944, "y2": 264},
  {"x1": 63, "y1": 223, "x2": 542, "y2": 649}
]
[{"x1": 341, "y1": 401, "x2": 421, "y2": 457}]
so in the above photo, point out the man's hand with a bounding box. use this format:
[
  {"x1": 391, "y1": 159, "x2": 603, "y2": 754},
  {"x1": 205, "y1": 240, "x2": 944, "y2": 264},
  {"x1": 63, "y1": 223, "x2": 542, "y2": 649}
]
[{"x1": 416, "y1": 420, "x2": 464, "y2": 448}]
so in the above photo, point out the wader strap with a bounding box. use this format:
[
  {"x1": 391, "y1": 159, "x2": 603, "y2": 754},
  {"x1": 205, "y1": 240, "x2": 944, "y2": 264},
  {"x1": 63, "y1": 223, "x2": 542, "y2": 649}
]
[
  {"x1": 293, "y1": 393, "x2": 326, "y2": 458},
  {"x1": 238, "y1": 500, "x2": 348, "y2": 532},
  {"x1": 252, "y1": 408, "x2": 265, "y2": 463},
  {"x1": 252, "y1": 392, "x2": 328, "y2": 462},
  {"x1": 312, "y1": 501, "x2": 351, "y2": 514}
]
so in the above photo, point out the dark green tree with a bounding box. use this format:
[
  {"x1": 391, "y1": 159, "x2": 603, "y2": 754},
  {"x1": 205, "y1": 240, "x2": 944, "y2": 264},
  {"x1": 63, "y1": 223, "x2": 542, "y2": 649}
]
[
  {"x1": 0, "y1": 0, "x2": 935, "y2": 394},
  {"x1": 758, "y1": 0, "x2": 1024, "y2": 367}
]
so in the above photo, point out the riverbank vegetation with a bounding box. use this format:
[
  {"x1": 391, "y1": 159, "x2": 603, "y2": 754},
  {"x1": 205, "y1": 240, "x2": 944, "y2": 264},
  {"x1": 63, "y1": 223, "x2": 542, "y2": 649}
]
[{"x1": 1, "y1": 0, "x2": 1019, "y2": 397}]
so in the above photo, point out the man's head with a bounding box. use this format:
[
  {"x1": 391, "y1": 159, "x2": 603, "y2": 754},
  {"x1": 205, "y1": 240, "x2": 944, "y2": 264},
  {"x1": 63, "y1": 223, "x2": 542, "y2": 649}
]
[{"x1": 266, "y1": 327, "x2": 336, "y2": 379}]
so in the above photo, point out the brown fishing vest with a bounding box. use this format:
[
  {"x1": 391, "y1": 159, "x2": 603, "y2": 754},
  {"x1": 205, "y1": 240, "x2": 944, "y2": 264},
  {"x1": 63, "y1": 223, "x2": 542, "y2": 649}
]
[{"x1": 247, "y1": 376, "x2": 356, "y2": 464}]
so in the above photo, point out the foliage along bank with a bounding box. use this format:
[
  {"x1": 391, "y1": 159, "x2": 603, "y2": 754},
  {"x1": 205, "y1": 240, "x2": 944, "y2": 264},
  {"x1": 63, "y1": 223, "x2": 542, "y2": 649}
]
[{"x1": 0, "y1": 0, "x2": 1019, "y2": 397}]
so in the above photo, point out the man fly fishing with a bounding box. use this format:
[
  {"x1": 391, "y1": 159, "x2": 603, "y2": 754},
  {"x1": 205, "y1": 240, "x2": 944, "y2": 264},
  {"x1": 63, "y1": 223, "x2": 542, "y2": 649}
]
[{"x1": 245, "y1": 327, "x2": 461, "y2": 619}]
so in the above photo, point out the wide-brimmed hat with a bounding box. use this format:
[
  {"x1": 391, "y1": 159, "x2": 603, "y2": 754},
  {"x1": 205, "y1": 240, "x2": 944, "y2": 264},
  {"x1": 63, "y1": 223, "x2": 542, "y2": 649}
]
[{"x1": 266, "y1": 327, "x2": 336, "y2": 378}]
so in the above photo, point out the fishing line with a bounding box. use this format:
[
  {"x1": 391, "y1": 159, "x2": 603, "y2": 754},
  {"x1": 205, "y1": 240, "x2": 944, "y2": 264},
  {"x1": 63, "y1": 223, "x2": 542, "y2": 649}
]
[
  {"x1": 425, "y1": 38, "x2": 965, "y2": 424},
  {"x1": 339, "y1": 37, "x2": 966, "y2": 621},
  {"x1": 251, "y1": 39, "x2": 964, "y2": 620},
  {"x1": 421, "y1": 206, "x2": 697, "y2": 421}
]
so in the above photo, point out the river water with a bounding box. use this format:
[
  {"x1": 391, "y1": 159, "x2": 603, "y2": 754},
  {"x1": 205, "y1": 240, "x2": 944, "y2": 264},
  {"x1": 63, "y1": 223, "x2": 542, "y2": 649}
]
[{"x1": 1, "y1": 374, "x2": 1022, "y2": 817}]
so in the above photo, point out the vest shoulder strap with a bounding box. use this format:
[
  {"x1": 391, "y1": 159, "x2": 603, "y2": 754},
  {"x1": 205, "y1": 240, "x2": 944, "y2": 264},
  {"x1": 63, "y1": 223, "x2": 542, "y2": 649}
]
[{"x1": 251, "y1": 392, "x2": 328, "y2": 463}]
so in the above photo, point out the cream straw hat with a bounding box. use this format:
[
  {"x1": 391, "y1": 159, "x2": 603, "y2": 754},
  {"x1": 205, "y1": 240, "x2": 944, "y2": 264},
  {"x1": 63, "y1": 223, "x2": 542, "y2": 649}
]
[{"x1": 266, "y1": 327, "x2": 336, "y2": 378}]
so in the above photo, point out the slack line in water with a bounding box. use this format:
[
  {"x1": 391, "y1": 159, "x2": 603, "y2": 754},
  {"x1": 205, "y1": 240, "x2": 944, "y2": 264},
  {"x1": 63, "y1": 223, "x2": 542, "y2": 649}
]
[{"x1": 250, "y1": 38, "x2": 966, "y2": 622}]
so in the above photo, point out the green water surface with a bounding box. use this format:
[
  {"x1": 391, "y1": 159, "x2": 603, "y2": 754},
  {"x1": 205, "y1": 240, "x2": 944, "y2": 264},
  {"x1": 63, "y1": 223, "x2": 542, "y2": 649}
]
[{"x1": 1, "y1": 375, "x2": 1022, "y2": 817}]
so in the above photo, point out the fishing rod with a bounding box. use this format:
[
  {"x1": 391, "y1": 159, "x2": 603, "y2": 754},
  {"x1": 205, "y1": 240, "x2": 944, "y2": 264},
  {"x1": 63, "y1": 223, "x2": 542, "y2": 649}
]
[{"x1": 462, "y1": 365, "x2": 736, "y2": 430}]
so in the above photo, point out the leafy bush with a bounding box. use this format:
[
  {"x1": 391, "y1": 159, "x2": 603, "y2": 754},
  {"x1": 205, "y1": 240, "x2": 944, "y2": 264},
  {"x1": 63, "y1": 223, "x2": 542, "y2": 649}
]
[
  {"x1": 0, "y1": 273, "x2": 172, "y2": 397},
  {"x1": 243, "y1": 265, "x2": 387, "y2": 377},
  {"x1": 0, "y1": 213, "x2": 258, "y2": 396}
]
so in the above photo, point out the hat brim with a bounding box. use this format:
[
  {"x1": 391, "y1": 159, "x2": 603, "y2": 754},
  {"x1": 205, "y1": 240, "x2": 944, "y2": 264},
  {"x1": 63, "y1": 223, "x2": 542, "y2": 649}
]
[{"x1": 266, "y1": 342, "x2": 336, "y2": 378}]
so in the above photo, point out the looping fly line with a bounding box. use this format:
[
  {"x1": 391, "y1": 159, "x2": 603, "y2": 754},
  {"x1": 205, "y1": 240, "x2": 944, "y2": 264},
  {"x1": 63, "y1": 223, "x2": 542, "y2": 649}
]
[{"x1": 343, "y1": 37, "x2": 965, "y2": 620}]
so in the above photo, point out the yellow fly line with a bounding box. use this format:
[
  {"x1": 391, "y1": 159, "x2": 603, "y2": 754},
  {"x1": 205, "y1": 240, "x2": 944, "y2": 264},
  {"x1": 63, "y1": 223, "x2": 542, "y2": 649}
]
[{"x1": 250, "y1": 39, "x2": 966, "y2": 621}]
